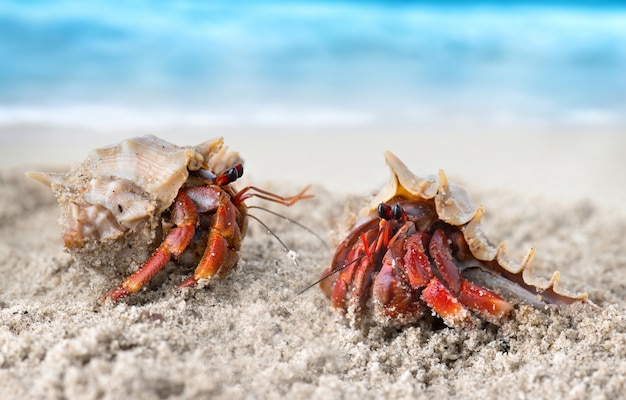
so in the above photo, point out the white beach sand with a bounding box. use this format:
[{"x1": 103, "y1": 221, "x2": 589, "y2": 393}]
[{"x1": 1, "y1": 126, "x2": 625, "y2": 399}]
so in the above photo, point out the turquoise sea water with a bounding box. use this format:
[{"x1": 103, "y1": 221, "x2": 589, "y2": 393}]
[{"x1": 1, "y1": 1, "x2": 625, "y2": 127}]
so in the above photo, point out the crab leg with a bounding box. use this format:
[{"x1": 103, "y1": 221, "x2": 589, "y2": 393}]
[
  {"x1": 322, "y1": 218, "x2": 381, "y2": 298},
  {"x1": 233, "y1": 185, "x2": 313, "y2": 206},
  {"x1": 458, "y1": 280, "x2": 513, "y2": 320},
  {"x1": 428, "y1": 229, "x2": 463, "y2": 294},
  {"x1": 427, "y1": 229, "x2": 512, "y2": 322},
  {"x1": 348, "y1": 224, "x2": 389, "y2": 315},
  {"x1": 372, "y1": 223, "x2": 433, "y2": 319},
  {"x1": 329, "y1": 245, "x2": 360, "y2": 310},
  {"x1": 372, "y1": 235, "x2": 424, "y2": 320},
  {"x1": 331, "y1": 228, "x2": 377, "y2": 311},
  {"x1": 400, "y1": 231, "x2": 433, "y2": 288},
  {"x1": 421, "y1": 278, "x2": 472, "y2": 326},
  {"x1": 178, "y1": 189, "x2": 243, "y2": 288},
  {"x1": 105, "y1": 191, "x2": 198, "y2": 301}
]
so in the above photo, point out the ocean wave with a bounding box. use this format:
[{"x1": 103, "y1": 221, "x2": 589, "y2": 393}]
[
  {"x1": 0, "y1": 101, "x2": 622, "y2": 132},
  {"x1": 1, "y1": 0, "x2": 625, "y2": 124}
]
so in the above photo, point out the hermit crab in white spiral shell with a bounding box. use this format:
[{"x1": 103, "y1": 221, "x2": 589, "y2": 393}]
[
  {"x1": 27, "y1": 135, "x2": 311, "y2": 301},
  {"x1": 319, "y1": 151, "x2": 589, "y2": 327}
]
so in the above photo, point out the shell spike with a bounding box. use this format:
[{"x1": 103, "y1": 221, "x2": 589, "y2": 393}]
[
  {"x1": 25, "y1": 171, "x2": 64, "y2": 188},
  {"x1": 521, "y1": 247, "x2": 536, "y2": 271},
  {"x1": 434, "y1": 170, "x2": 477, "y2": 225},
  {"x1": 437, "y1": 169, "x2": 449, "y2": 193},
  {"x1": 494, "y1": 242, "x2": 520, "y2": 273},
  {"x1": 462, "y1": 205, "x2": 498, "y2": 261},
  {"x1": 549, "y1": 271, "x2": 561, "y2": 286}
]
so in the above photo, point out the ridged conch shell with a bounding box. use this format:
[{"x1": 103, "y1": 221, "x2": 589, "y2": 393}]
[
  {"x1": 366, "y1": 151, "x2": 587, "y2": 306},
  {"x1": 27, "y1": 135, "x2": 242, "y2": 271}
]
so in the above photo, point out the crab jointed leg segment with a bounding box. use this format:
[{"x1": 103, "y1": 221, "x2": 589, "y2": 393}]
[
  {"x1": 458, "y1": 280, "x2": 513, "y2": 320},
  {"x1": 427, "y1": 229, "x2": 513, "y2": 321},
  {"x1": 233, "y1": 185, "x2": 313, "y2": 206},
  {"x1": 421, "y1": 278, "x2": 470, "y2": 325},
  {"x1": 429, "y1": 230, "x2": 463, "y2": 294},
  {"x1": 330, "y1": 235, "x2": 368, "y2": 310},
  {"x1": 373, "y1": 225, "x2": 513, "y2": 325},
  {"x1": 105, "y1": 191, "x2": 199, "y2": 301},
  {"x1": 178, "y1": 189, "x2": 243, "y2": 288}
]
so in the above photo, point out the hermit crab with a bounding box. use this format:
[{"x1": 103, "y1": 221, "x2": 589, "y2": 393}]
[
  {"x1": 27, "y1": 135, "x2": 311, "y2": 301},
  {"x1": 319, "y1": 151, "x2": 588, "y2": 327}
]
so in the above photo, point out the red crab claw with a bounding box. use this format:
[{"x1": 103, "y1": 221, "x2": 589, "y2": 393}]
[
  {"x1": 401, "y1": 231, "x2": 434, "y2": 289},
  {"x1": 105, "y1": 191, "x2": 198, "y2": 301},
  {"x1": 371, "y1": 206, "x2": 432, "y2": 322},
  {"x1": 180, "y1": 168, "x2": 311, "y2": 289},
  {"x1": 372, "y1": 227, "x2": 425, "y2": 321},
  {"x1": 425, "y1": 229, "x2": 513, "y2": 324},
  {"x1": 177, "y1": 186, "x2": 243, "y2": 288}
]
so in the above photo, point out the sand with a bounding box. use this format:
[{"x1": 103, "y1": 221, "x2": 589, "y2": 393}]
[{"x1": 1, "y1": 128, "x2": 626, "y2": 399}]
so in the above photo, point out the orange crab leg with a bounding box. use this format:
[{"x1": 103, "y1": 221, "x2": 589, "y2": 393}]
[
  {"x1": 372, "y1": 225, "x2": 405, "y2": 306},
  {"x1": 350, "y1": 223, "x2": 385, "y2": 294},
  {"x1": 178, "y1": 190, "x2": 243, "y2": 288},
  {"x1": 105, "y1": 191, "x2": 198, "y2": 301},
  {"x1": 324, "y1": 218, "x2": 381, "y2": 296},
  {"x1": 330, "y1": 246, "x2": 361, "y2": 310},
  {"x1": 232, "y1": 185, "x2": 313, "y2": 207}
]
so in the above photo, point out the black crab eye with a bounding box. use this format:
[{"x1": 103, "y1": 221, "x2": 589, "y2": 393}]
[
  {"x1": 392, "y1": 204, "x2": 404, "y2": 220},
  {"x1": 378, "y1": 203, "x2": 393, "y2": 220},
  {"x1": 377, "y1": 203, "x2": 404, "y2": 221},
  {"x1": 233, "y1": 163, "x2": 244, "y2": 178},
  {"x1": 225, "y1": 167, "x2": 239, "y2": 183},
  {"x1": 214, "y1": 163, "x2": 244, "y2": 186}
]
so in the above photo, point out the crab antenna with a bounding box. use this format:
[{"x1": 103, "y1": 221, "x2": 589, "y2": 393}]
[
  {"x1": 247, "y1": 213, "x2": 300, "y2": 267},
  {"x1": 297, "y1": 253, "x2": 366, "y2": 295},
  {"x1": 247, "y1": 205, "x2": 328, "y2": 250}
]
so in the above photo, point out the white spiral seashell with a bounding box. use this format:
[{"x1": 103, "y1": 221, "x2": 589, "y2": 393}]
[{"x1": 27, "y1": 135, "x2": 242, "y2": 271}]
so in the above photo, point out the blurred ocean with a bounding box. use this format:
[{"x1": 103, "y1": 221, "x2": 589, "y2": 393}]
[{"x1": 1, "y1": 0, "x2": 625, "y2": 129}]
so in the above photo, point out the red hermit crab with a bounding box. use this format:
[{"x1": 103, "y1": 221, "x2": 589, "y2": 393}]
[
  {"x1": 27, "y1": 135, "x2": 311, "y2": 301},
  {"x1": 320, "y1": 151, "x2": 588, "y2": 327}
]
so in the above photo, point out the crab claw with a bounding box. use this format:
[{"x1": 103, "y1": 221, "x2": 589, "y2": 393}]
[
  {"x1": 429, "y1": 229, "x2": 463, "y2": 294},
  {"x1": 372, "y1": 226, "x2": 429, "y2": 321},
  {"x1": 372, "y1": 260, "x2": 424, "y2": 322},
  {"x1": 427, "y1": 228, "x2": 513, "y2": 324},
  {"x1": 402, "y1": 232, "x2": 434, "y2": 288},
  {"x1": 421, "y1": 278, "x2": 473, "y2": 326}
]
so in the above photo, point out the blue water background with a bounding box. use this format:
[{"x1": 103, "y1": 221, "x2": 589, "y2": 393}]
[{"x1": 1, "y1": 0, "x2": 625, "y2": 127}]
